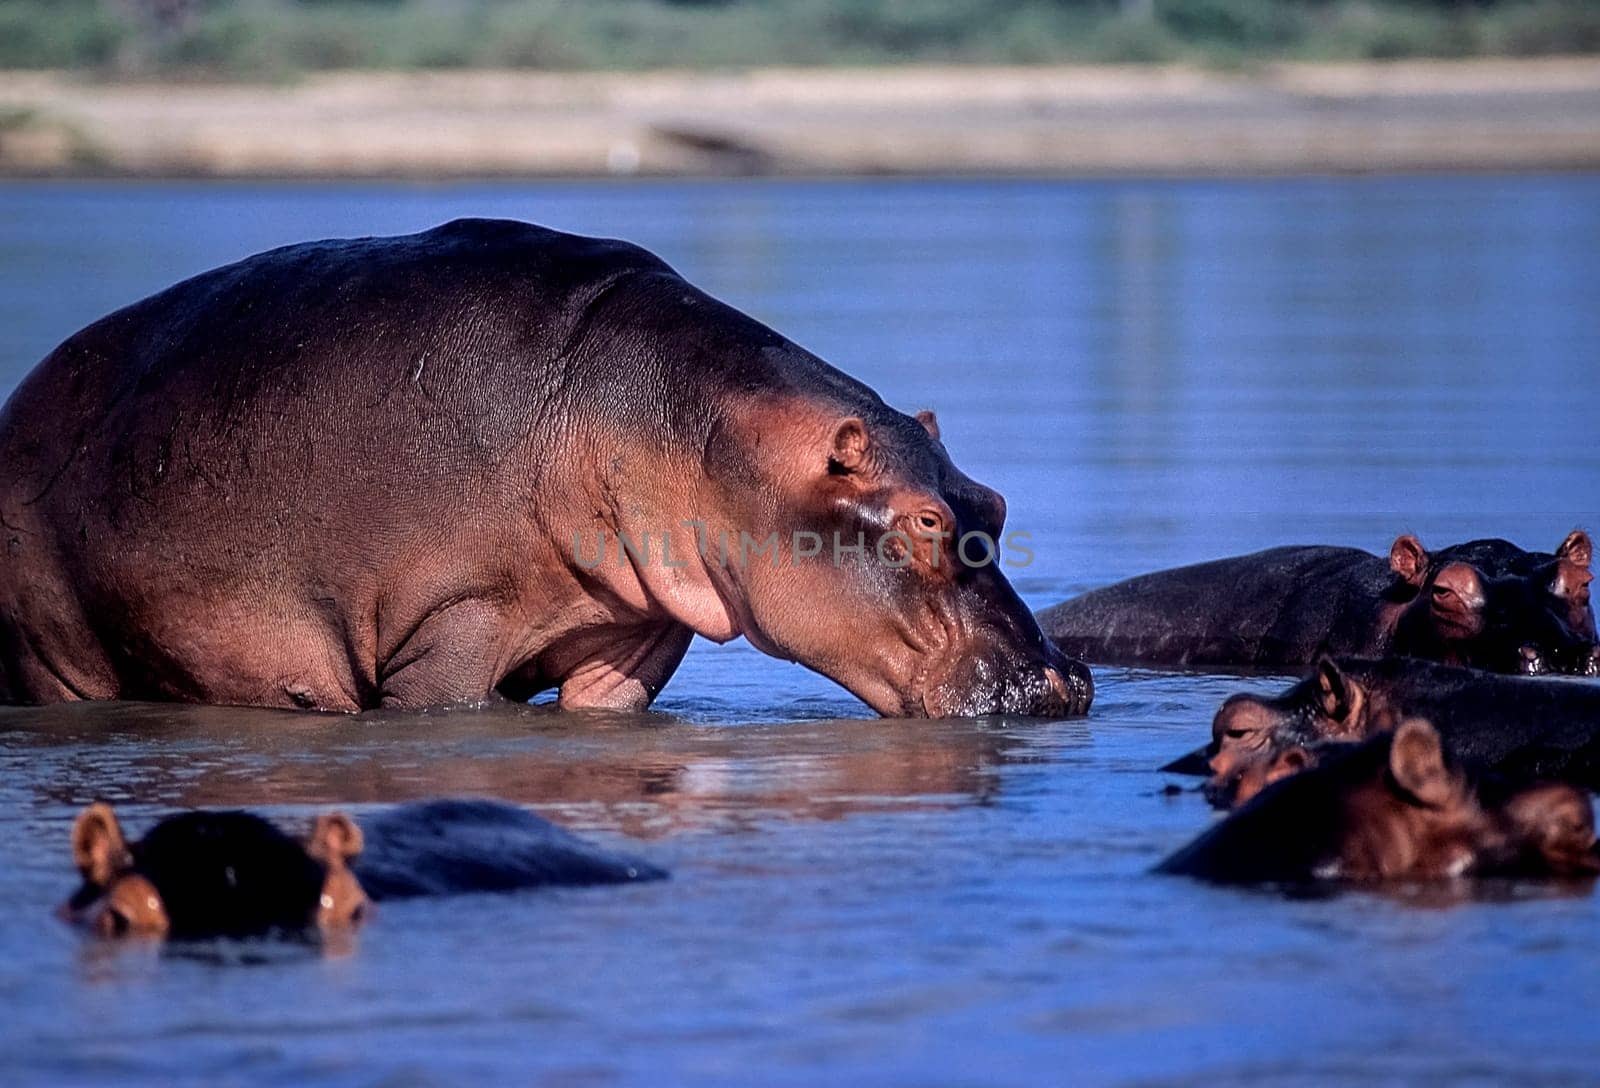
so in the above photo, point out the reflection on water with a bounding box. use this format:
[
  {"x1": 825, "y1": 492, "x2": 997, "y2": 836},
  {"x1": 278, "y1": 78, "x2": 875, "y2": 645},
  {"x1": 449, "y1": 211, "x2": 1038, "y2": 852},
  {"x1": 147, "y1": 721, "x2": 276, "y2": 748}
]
[
  {"x1": 1, "y1": 177, "x2": 1599, "y2": 1085},
  {"x1": 2, "y1": 700, "x2": 1028, "y2": 837}
]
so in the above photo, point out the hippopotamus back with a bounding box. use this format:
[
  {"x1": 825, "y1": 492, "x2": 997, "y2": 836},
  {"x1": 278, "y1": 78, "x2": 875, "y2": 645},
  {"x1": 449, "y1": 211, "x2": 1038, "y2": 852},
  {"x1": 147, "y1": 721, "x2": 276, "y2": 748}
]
[
  {"x1": 1038, "y1": 545, "x2": 1392, "y2": 666},
  {"x1": 352, "y1": 799, "x2": 666, "y2": 899}
]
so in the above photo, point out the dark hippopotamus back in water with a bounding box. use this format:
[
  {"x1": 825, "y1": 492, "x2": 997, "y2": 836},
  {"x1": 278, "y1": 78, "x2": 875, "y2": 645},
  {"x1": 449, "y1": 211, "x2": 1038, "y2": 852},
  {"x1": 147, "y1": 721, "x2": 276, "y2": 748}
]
[
  {"x1": 351, "y1": 798, "x2": 664, "y2": 899},
  {"x1": 0, "y1": 219, "x2": 1088, "y2": 717},
  {"x1": 1037, "y1": 533, "x2": 1596, "y2": 675}
]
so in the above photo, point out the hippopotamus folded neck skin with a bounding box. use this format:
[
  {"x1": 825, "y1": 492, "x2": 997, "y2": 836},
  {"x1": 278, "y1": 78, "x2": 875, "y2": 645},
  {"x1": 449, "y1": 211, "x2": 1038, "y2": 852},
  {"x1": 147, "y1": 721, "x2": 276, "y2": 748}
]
[
  {"x1": 60, "y1": 799, "x2": 664, "y2": 941},
  {"x1": 1158, "y1": 719, "x2": 1600, "y2": 887},
  {"x1": 1189, "y1": 655, "x2": 1600, "y2": 807},
  {"x1": 0, "y1": 219, "x2": 1090, "y2": 717},
  {"x1": 1037, "y1": 531, "x2": 1597, "y2": 675}
]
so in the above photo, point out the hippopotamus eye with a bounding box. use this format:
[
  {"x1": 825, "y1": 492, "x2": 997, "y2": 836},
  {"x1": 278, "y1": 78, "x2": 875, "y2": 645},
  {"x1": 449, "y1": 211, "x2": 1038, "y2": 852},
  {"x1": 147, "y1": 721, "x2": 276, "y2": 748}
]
[
  {"x1": 913, "y1": 510, "x2": 947, "y2": 537},
  {"x1": 1431, "y1": 585, "x2": 1455, "y2": 601}
]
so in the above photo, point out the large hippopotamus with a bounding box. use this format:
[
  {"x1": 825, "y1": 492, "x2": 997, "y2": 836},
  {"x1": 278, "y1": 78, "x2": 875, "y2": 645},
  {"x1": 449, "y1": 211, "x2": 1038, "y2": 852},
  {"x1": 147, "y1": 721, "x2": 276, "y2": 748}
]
[
  {"x1": 1038, "y1": 533, "x2": 1597, "y2": 675},
  {"x1": 0, "y1": 219, "x2": 1090, "y2": 717}
]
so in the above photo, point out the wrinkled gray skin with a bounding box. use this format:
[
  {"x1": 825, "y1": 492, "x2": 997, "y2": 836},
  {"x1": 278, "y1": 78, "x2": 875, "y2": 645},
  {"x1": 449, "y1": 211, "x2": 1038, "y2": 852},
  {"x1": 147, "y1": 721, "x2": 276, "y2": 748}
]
[{"x1": 0, "y1": 219, "x2": 1090, "y2": 717}]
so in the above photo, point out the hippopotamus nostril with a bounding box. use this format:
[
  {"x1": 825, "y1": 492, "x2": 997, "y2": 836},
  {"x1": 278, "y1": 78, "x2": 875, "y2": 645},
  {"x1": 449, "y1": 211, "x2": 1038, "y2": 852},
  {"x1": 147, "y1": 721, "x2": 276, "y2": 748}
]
[
  {"x1": 1040, "y1": 656, "x2": 1094, "y2": 716},
  {"x1": 1044, "y1": 666, "x2": 1067, "y2": 702}
]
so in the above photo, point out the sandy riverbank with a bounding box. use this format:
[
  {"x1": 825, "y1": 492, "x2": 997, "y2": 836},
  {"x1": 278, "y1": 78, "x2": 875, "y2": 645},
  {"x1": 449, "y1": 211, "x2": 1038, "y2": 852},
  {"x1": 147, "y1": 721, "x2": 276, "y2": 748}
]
[{"x1": 2, "y1": 58, "x2": 1598, "y2": 179}]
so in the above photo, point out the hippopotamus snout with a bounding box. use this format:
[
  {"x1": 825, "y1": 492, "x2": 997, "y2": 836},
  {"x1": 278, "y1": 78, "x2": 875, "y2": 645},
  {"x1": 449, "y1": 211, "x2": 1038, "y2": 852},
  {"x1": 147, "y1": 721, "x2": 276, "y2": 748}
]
[{"x1": 924, "y1": 636, "x2": 1093, "y2": 718}]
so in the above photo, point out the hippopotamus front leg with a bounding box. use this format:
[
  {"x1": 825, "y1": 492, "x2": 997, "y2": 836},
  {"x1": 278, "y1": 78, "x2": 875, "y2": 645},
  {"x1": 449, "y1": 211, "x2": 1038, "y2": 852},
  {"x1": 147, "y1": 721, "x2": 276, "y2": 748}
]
[{"x1": 498, "y1": 622, "x2": 695, "y2": 712}]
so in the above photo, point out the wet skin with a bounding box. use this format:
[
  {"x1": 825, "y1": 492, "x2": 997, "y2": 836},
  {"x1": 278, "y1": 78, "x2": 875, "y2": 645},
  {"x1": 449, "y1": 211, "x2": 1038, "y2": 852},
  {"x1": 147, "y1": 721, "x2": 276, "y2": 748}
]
[
  {"x1": 1157, "y1": 720, "x2": 1600, "y2": 887},
  {"x1": 1174, "y1": 656, "x2": 1600, "y2": 807},
  {"x1": 0, "y1": 219, "x2": 1088, "y2": 717},
  {"x1": 61, "y1": 799, "x2": 664, "y2": 941},
  {"x1": 1038, "y1": 533, "x2": 1597, "y2": 675}
]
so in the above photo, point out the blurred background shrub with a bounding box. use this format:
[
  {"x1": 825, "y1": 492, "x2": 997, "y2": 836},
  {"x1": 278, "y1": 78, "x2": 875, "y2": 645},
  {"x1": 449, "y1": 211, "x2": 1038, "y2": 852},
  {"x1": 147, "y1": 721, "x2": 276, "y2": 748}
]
[{"x1": 0, "y1": 0, "x2": 1597, "y2": 76}]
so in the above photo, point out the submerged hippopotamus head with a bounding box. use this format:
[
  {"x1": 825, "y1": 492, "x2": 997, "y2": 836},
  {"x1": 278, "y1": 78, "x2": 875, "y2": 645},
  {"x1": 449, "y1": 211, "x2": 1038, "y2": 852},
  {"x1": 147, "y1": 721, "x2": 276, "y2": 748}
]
[
  {"x1": 1160, "y1": 719, "x2": 1600, "y2": 886},
  {"x1": 706, "y1": 402, "x2": 1091, "y2": 717},
  {"x1": 1199, "y1": 658, "x2": 1380, "y2": 808},
  {"x1": 61, "y1": 803, "x2": 366, "y2": 940},
  {"x1": 1387, "y1": 530, "x2": 1597, "y2": 676}
]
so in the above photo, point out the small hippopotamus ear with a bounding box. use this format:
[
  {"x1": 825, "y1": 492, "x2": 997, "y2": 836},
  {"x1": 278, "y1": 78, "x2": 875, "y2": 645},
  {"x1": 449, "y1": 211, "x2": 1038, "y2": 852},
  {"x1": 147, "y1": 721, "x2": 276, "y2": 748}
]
[
  {"x1": 1557, "y1": 529, "x2": 1592, "y2": 571},
  {"x1": 72, "y1": 802, "x2": 132, "y2": 886},
  {"x1": 308, "y1": 812, "x2": 364, "y2": 865},
  {"x1": 1227, "y1": 745, "x2": 1316, "y2": 808},
  {"x1": 1270, "y1": 745, "x2": 1315, "y2": 779},
  {"x1": 914, "y1": 409, "x2": 941, "y2": 441},
  {"x1": 308, "y1": 812, "x2": 369, "y2": 929},
  {"x1": 1552, "y1": 558, "x2": 1594, "y2": 602},
  {"x1": 1388, "y1": 534, "x2": 1431, "y2": 587},
  {"x1": 1387, "y1": 719, "x2": 1459, "y2": 809},
  {"x1": 827, "y1": 417, "x2": 871, "y2": 475}
]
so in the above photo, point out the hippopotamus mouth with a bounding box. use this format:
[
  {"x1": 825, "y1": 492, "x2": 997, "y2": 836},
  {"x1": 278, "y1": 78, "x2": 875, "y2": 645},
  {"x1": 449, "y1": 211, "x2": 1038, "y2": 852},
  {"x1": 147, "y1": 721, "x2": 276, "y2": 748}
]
[
  {"x1": 919, "y1": 642, "x2": 1094, "y2": 718},
  {"x1": 1044, "y1": 659, "x2": 1097, "y2": 716},
  {"x1": 1515, "y1": 643, "x2": 1600, "y2": 677}
]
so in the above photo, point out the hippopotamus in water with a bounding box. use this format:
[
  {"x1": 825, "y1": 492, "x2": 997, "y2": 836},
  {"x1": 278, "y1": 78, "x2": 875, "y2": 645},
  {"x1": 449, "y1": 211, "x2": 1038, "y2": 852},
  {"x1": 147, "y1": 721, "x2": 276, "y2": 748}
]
[
  {"x1": 1173, "y1": 656, "x2": 1600, "y2": 807},
  {"x1": 62, "y1": 798, "x2": 663, "y2": 940},
  {"x1": 1038, "y1": 533, "x2": 1597, "y2": 676},
  {"x1": 0, "y1": 219, "x2": 1089, "y2": 717},
  {"x1": 1158, "y1": 719, "x2": 1600, "y2": 886}
]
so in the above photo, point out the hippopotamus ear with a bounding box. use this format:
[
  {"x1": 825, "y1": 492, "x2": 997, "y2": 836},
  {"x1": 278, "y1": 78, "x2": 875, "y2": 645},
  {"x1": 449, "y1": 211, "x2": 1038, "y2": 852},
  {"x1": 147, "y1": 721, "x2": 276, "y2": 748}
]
[
  {"x1": 1558, "y1": 529, "x2": 1592, "y2": 570},
  {"x1": 309, "y1": 813, "x2": 369, "y2": 930},
  {"x1": 307, "y1": 812, "x2": 365, "y2": 865},
  {"x1": 72, "y1": 802, "x2": 133, "y2": 886},
  {"x1": 1388, "y1": 719, "x2": 1457, "y2": 809},
  {"x1": 914, "y1": 410, "x2": 941, "y2": 441},
  {"x1": 1501, "y1": 784, "x2": 1600, "y2": 876},
  {"x1": 1314, "y1": 656, "x2": 1352, "y2": 721},
  {"x1": 827, "y1": 417, "x2": 870, "y2": 475},
  {"x1": 1388, "y1": 534, "x2": 1430, "y2": 587},
  {"x1": 1552, "y1": 559, "x2": 1594, "y2": 601},
  {"x1": 1271, "y1": 745, "x2": 1315, "y2": 778}
]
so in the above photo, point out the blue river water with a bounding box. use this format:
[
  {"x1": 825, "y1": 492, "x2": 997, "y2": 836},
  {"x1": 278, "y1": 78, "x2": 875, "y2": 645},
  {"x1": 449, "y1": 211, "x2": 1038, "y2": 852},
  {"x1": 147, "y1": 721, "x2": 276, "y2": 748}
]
[{"x1": 0, "y1": 176, "x2": 1597, "y2": 1085}]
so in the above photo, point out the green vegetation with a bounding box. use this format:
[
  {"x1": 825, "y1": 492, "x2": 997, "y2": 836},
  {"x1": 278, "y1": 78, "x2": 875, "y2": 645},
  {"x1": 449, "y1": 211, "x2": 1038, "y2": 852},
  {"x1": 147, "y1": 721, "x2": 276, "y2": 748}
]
[{"x1": 1, "y1": 0, "x2": 1597, "y2": 76}]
